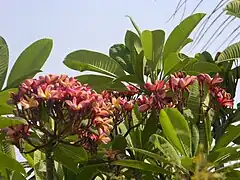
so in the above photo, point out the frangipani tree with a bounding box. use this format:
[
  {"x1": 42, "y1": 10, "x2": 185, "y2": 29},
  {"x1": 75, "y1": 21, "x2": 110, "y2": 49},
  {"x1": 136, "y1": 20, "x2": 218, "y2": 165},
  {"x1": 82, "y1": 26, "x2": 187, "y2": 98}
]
[{"x1": 0, "y1": 12, "x2": 240, "y2": 180}]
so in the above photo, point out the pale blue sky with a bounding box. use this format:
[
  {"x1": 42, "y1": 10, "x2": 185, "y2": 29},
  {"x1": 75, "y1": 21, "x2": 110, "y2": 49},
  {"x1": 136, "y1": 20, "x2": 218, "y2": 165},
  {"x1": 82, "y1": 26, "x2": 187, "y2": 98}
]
[
  {"x1": 2, "y1": 0, "x2": 233, "y2": 76},
  {"x1": 1, "y1": 0, "x2": 240, "y2": 162}
]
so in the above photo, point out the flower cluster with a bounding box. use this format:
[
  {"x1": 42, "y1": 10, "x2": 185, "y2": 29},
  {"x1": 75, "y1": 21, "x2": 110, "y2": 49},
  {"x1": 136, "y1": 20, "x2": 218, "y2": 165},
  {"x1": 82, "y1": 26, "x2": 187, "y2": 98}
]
[
  {"x1": 137, "y1": 72, "x2": 233, "y2": 113},
  {"x1": 197, "y1": 73, "x2": 233, "y2": 107},
  {"x1": 3, "y1": 72, "x2": 233, "y2": 152},
  {"x1": 8, "y1": 74, "x2": 116, "y2": 152}
]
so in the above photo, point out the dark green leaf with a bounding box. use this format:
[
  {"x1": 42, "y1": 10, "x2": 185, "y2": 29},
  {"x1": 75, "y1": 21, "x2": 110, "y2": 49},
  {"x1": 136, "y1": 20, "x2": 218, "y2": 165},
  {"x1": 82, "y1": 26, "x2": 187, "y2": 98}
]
[
  {"x1": 109, "y1": 44, "x2": 133, "y2": 73},
  {"x1": 7, "y1": 38, "x2": 52, "y2": 87},
  {"x1": 76, "y1": 74, "x2": 127, "y2": 92},
  {"x1": 112, "y1": 135, "x2": 127, "y2": 152},
  {"x1": 12, "y1": 172, "x2": 25, "y2": 180},
  {"x1": 113, "y1": 74, "x2": 143, "y2": 85},
  {"x1": 126, "y1": 16, "x2": 141, "y2": 36},
  {"x1": 53, "y1": 144, "x2": 88, "y2": 173},
  {"x1": 214, "y1": 125, "x2": 240, "y2": 150},
  {"x1": 142, "y1": 110, "x2": 158, "y2": 146},
  {"x1": 164, "y1": 13, "x2": 205, "y2": 59},
  {"x1": 64, "y1": 50, "x2": 125, "y2": 77},
  {"x1": 0, "y1": 37, "x2": 9, "y2": 90},
  {"x1": 77, "y1": 164, "x2": 106, "y2": 180},
  {"x1": 111, "y1": 160, "x2": 170, "y2": 175}
]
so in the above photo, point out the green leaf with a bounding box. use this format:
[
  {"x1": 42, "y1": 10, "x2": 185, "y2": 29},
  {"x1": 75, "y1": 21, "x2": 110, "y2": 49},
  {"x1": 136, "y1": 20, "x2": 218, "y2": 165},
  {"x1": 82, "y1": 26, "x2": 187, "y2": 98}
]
[
  {"x1": 214, "y1": 125, "x2": 240, "y2": 150},
  {"x1": 7, "y1": 38, "x2": 52, "y2": 87},
  {"x1": 191, "y1": 124, "x2": 199, "y2": 156},
  {"x1": 164, "y1": 13, "x2": 205, "y2": 59},
  {"x1": 190, "y1": 61, "x2": 221, "y2": 73},
  {"x1": 0, "y1": 116, "x2": 27, "y2": 128},
  {"x1": 6, "y1": 69, "x2": 41, "y2": 89},
  {"x1": 64, "y1": 50, "x2": 125, "y2": 78},
  {"x1": 216, "y1": 42, "x2": 240, "y2": 63},
  {"x1": 112, "y1": 135, "x2": 127, "y2": 152},
  {"x1": 76, "y1": 74, "x2": 127, "y2": 92},
  {"x1": 135, "y1": 51, "x2": 146, "y2": 83},
  {"x1": 142, "y1": 110, "x2": 158, "y2": 146},
  {"x1": 149, "y1": 134, "x2": 181, "y2": 165},
  {"x1": 12, "y1": 172, "x2": 25, "y2": 180},
  {"x1": 0, "y1": 88, "x2": 17, "y2": 115},
  {"x1": 53, "y1": 144, "x2": 88, "y2": 173},
  {"x1": 114, "y1": 74, "x2": 143, "y2": 85},
  {"x1": 34, "y1": 150, "x2": 46, "y2": 180},
  {"x1": 0, "y1": 37, "x2": 9, "y2": 90},
  {"x1": 77, "y1": 164, "x2": 106, "y2": 180},
  {"x1": 167, "y1": 57, "x2": 197, "y2": 75},
  {"x1": 165, "y1": 108, "x2": 191, "y2": 157},
  {"x1": 1, "y1": 142, "x2": 16, "y2": 159},
  {"x1": 128, "y1": 147, "x2": 175, "y2": 167},
  {"x1": 163, "y1": 53, "x2": 181, "y2": 75},
  {"x1": 187, "y1": 81, "x2": 200, "y2": 123},
  {"x1": 111, "y1": 160, "x2": 170, "y2": 175},
  {"x1": 159, "y1": 110, "x2": 184, "y2": 155},
  {"x1": 126, "y1": 16, "x2": 141, "y2": 36},
  {"x1": 231, "y1": 66, "x2": 240, "y2": 79},
  {"x1": 178, "y1": 38, "x2": 193, "y2": 51},
  {"x1": 0, "y1": 151, "x2": 25, "y2": 174},
  {"x1": 141, "y1": 30, "x2": 165, "y2": 71},
  {"x1": 109, "y1": 44, "x2": 133, "y2": 73},
  {"x1": 182, "y1": 59, "x2": 221, "y2": 73},
  {"x1": 225, "y1": 0, "x2": 240, "y2": 19},
  {"x1": 159, "y1": 108, "x2": 191, "y2": 156},
  {"x1": 125, "y1": 30, "x2": 142, "y2": 72},
  {"x1": 181, "y1": 157, "x2": 194, "y2": 172},
  {"x1": 216, "y1": 162, "x2": 240, "y2": 173}
]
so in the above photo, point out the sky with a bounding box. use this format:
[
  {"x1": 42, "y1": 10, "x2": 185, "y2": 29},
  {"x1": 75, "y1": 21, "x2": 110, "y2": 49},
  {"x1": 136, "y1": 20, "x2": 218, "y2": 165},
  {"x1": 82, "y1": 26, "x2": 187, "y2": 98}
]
[{"x1": 1, "y1": 0, "x2": 239, "y2": 161}]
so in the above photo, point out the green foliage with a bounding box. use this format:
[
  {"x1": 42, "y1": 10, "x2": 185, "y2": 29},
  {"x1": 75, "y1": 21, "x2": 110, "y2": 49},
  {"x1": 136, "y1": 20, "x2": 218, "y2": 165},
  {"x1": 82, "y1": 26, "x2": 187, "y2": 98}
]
[
  {"x1": 163, "y1": 13, "x2": 205, "y2": 59},
  {"x1": 0, "y1": 37, "x2": 9, "y2": 90},
  {"x1": 159, "y1": 108, "x2": 191, "y2": 157},
  {"x1": 64, "y1": 50, "x2": 126, "y2": 78},
  {"x1": 0, "y1": 151, "x2": 25, "y2": 175},
  {"x1": 1, "y1": 10, "x2": 240, "y2": 180},
  {"x1": 7, "y1": 38, "x2": 52, "y2": 88},
  {"x1": 0, "y1": 116, "x2": 27, "y2": 129},
  {"x1": 216, "y1": 42, "x2": 240, "y2": 63},
  {"x1": 225, "y1": 0, "x2": 240, "y2": 18},
  {"x1": 111, "y1": 160, "x2": 171, "y2": 175}
]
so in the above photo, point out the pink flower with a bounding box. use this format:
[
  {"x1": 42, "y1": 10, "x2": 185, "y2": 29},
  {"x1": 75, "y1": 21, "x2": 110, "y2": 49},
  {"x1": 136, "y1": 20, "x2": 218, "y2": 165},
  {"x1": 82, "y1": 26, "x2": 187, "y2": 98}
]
[
  {"x1": 138, "y1": 104, "x2": 150, "y2": 112},
  {"x1": 212, "y1": 87, "x2": 234, "y2": 107},
  {"x1": 19, "y1": 96, "x2": 39, "y2": 109},
  {"x1": 144, "y1": 80, "x2": 165, "y2": 92}
]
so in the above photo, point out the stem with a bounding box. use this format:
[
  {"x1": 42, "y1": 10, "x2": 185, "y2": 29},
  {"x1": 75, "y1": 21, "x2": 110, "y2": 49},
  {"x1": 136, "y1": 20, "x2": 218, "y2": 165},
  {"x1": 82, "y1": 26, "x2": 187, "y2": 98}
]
[{"x1": 45, "y1": 141, "x2": 55, "y2": 180}]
